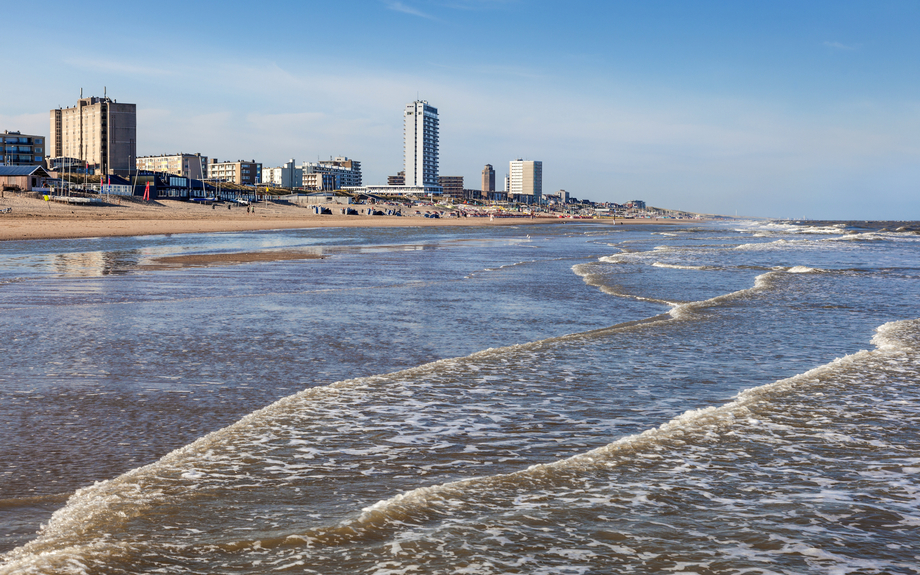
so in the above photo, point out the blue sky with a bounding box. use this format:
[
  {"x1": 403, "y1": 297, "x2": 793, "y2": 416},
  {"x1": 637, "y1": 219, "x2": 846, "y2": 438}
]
[{"x1": 3, "y1": 0, "x2": 918, "y2": 218}]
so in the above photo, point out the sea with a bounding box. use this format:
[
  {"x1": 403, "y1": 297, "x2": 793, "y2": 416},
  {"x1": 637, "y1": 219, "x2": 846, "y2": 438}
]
[{"x1": 0, "y1": 219, "x2": 918, "y2": 574}]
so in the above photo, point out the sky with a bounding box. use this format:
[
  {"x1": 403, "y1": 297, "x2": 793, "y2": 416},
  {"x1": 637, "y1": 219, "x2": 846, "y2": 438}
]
[{"x1": 2, "y1": 0, "x2": 918, "y2": 219}]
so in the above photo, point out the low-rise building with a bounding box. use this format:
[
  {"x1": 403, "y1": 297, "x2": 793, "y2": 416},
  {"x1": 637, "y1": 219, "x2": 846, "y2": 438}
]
[
  {"x1": 0, "y1": 165, "x2": 52, "y2": 191},
  {"x1": 302, "y1": 172, "x2": 336, "y2": 191},
  {"x1": 388, "y1": 171, "x2": 405, "y2": 186},
  {"x1": 262, "y1": 159, "x2": 302, "y2": 188},
  {"x1": 208, "y1": 159, "x2": 261, "y2": 185},
  {"x1": 302, "y1": 156, "x2": 362, "y2": 189},
  {"x1": 1, "y1": 131, "x2": 45, "y2": 167},
  {"x1": 136, "y1": 153, "x2": 208, "y2": 179}
]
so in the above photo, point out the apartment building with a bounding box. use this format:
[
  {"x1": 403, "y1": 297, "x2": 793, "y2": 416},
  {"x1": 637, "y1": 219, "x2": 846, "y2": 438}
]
[
  {"x1": 1, "y1": 131, "x2": 45, "y2": 166},
  {"x1": 208, "y1": 159, "x2": 262, "y2": 185},
  {"x1": 302, "y1": 156, "x2": 362, "y2": 189},
  {"x1": 437, "y1": 176, "x2": 464, "y2": 200},
  {"x1": 50, "y1": 95, "x2": 136, "y2": 175},
  {"x1": 404, "y1": 101, "x2": 439, "y2": 187},
  {"x1": 136, "y1": 153, "x2": 208, "y2": 179}
]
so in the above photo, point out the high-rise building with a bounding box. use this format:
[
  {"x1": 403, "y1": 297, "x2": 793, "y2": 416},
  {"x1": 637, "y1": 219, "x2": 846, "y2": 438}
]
[
  {"x1": 403, "y1": 100, "x2": 439, "y2": 187},
  {"x1": 50, "y1": 95, "x2": 136, "y2": 175},
  {"x1": 1, "y1": 131, "x2": 45, "y2": 167},
  {"x1": 136, "y1": 153, "x2": 208, "y2": 179},
  {"x1": 509, "y1": 159, "x2": 542, "y2": 202},
  {"x1": 482, "y1": 164, "x2": 495, "y2": 192}
]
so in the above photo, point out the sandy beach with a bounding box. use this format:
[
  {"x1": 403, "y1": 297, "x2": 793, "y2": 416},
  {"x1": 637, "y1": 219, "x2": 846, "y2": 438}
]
[{"x1": 0, "y1": 193, "x2": 691, "y2": 242}]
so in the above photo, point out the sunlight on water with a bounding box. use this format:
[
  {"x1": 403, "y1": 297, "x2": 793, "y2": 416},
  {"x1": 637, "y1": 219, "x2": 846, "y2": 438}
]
[{"x1": 1, "y1": 221, "x2": 919, "y2": 574}]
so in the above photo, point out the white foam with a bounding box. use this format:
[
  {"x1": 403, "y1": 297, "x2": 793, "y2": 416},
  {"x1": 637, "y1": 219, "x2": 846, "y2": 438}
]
[{"x1": 652, "y1": 262, "x2": 707, "y2": 270}]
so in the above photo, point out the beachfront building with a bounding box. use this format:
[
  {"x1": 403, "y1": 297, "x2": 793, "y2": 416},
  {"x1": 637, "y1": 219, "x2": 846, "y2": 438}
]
[
  {"x1": 262, "y1": 159, "x2": 302, "y2": 188},
  {"x1": 136, "y1": 153, "x2": 208, "y2": 179},
  {"x1": 302, "y1": 172, "x2": 336, "y2": 191},
  {"x1": 50, "y1": 95, "x2": 136, "y2": 175},
  {"x1": 0, "y1": 165, "x2": 52, "y2": 191},
  {"x1": 482, "y1": 164, "x2": 495, "y2": 192},
  {"x1": 509, "y1": 159, "x2": 542, "y2": 204},
  {"x1": 301, "y1": 157, "x2": 362, "y2": 189},
  {"x1": 404, "y1": 100, "x2": 439, "y2": 187},
  {"x1": 208, "y1": 159, "x2": 262, "y2": 185},
  {"x1": 1, "y1": 131, "x2": 45, "y2": 167},
  {"x1": 437, "y1": 176, "x2": 463, "y2": 200},
  {"x1": 388, "y1": 171, "x2": 405, "y2": 186}
]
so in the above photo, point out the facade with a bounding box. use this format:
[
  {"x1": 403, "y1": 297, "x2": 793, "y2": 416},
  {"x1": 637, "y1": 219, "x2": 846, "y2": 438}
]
[
  {"x1": 481, "y1": 164, "x2": 495, "y2": 192},
  {"x1": 262, "y1": 159, "x2": 302, "y2": 188},
  {"x1": 50, "y1": 96, "x2": 136, "y2": 175},
  {"x1": 403, "y1": 101, "x2": 439, "y2": 187},
  {"x1": 318, "y1": 157, "x2": 361, "y2": 187},
  {"x1": 388, "y1": 171, "x2": 405, "y2": 186},
  {"x1": 302, "y1": 172, "x2": 336, "y2": 191},
  {"x1": 0, "y1": 165, "x2": 51, "y2": 191},
  {"x1": 508, "y1": 159, "x2": 542, "y2": 202},
  {"x1": 437, "y1": 176, "x2": 464, "y2": 200},
  {"x1": 136, "y1": 153, "x2": 208, "y2": 179},
  {"x1": 208, "y1": 159, "x2": 262, "y2": 185},
  {"x1": 302, "y1": 157, "x2": 362, "y2": 189},
  {"x1": 1, "y1": 131, "x2": 45, "y2": 166},
  {"x1": 627, "y1": 200, "x2": 646, "y2": 210}
]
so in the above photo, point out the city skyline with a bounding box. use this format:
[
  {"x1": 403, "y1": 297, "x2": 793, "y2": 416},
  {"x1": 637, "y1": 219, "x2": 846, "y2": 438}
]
[{"x1": 1, "y1": 1, "x2": 918, "y2": 218}]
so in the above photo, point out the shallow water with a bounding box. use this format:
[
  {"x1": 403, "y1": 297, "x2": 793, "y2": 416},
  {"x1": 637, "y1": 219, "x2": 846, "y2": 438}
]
[{"x1": 1, "y1": 220, "x2": 918, "y2": 574}]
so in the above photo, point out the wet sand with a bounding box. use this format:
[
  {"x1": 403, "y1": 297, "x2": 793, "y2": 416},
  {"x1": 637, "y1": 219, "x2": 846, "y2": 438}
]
[{"x1": 0, "y1": 194, "x2": 693, "y2": 242}]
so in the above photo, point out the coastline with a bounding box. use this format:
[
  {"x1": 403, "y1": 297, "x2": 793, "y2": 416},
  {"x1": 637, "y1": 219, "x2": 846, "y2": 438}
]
[{"x1": 0, "y1": 195, "x2": 694, "y2": 242}]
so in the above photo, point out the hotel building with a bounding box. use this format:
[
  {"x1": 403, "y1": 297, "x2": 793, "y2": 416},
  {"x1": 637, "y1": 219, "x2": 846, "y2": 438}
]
[
  {"x1": 403, "y1": 101, "x2": 439, "y2": 187},
  {"x1": 50, "y1": 96, "x2": 136, "y2": 175}
]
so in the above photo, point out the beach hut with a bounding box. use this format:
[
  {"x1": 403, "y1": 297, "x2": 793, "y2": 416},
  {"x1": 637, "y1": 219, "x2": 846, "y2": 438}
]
[{"x1": 0, "y1": 165, "x2": 51, "y2": 192}]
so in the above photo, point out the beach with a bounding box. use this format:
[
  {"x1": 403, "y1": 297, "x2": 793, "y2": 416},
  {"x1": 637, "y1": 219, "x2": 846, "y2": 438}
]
[{"x1": 0, "y1": 193, "x2": 688, "y2": 241}]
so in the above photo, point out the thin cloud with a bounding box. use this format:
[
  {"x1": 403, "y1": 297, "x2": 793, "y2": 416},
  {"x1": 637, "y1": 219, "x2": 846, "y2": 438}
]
[
  {"x1": 824, "y1": 41, "x2": 858, "y2": 51},
  {"x1": 64, "y1": 57, "x2": 175, "y2": 77},
  {"x1": 385, "y1": 1, "x2": 439, "y2": 20}
]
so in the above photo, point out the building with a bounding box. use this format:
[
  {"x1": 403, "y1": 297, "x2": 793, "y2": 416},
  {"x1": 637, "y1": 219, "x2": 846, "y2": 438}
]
[
  {"x1": 509, "y1": 159, "x2": 542, "y2": 203},
  {"x1": 302, "y1": 172, "x2": 336, "y2": 191},
  {"x1": 403, "y1": 100, "x2": 439, "y2": 187},
  {"x1": 0, "y1": 165, "x2": 52, "y2": 191},
  {"x1": 50, "y1": 95, "x2": 136, "y2": 175},
  {"x1": 136, "y1": 153, "x2": 208, "y2": 179},
  {"x1": 208, "y1": 159, "x2": 262, "y2": 185},
  {"x1": 262, "y1": 159, "x2": 302, "y2": 188},
  {"x1": 438, "y1": 176, "x2": 463, "y2": 200},
  {"x1": 387, "y1": 171, "x2": 405, "y2": 186},
  {"x1": 301, "y1": 156, "x2": 362, "y2": 189},
  {"x1": 482, "y1": 164, "x2": 495, "y2": 192},
  {"x1": 627, "y1": 200, "x2": 646, "y2": 210},
  {"x1": 1, "y1": 131, "x2": 45, "y2": 167},
  {"x1": 318, "y1": 157, "x2": 361, "y2": 187}
]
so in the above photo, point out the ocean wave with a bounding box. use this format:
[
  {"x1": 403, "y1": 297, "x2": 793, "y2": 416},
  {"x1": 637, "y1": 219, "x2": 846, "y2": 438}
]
[
  {"x1": 651, "y1": 262, "x2": 709, "y2": 270},
  {"x1": 256, "y1": 318, "x2": 919, "y2": 549}
]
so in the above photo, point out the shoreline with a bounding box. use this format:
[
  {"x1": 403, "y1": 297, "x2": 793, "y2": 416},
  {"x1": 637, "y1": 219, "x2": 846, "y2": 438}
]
[{"x1": 0, "y1": 195, "x2": 696, "y2": 242}]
